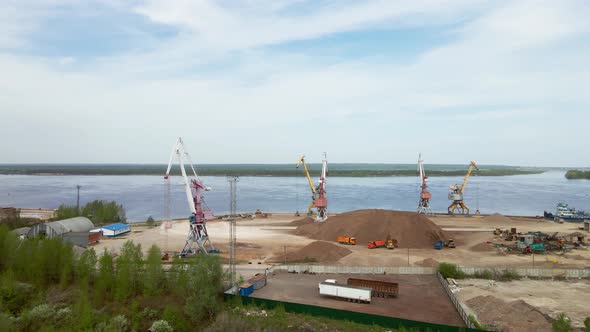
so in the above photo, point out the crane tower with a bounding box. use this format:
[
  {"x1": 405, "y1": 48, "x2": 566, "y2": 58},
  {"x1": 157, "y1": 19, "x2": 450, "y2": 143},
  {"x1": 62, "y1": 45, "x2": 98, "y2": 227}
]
[
  {"x1": 417, "y1": 153, "x2": 432, "y2": 215},
  {"x1": 296, "y1": 153, "x2": 328, "y2": 222},
  {"x1": 448, "y1": 161, "x2": 479, "y2": 215},
  {"x1": 164, "y1": 137, "x2": 216, "y2": 255}
]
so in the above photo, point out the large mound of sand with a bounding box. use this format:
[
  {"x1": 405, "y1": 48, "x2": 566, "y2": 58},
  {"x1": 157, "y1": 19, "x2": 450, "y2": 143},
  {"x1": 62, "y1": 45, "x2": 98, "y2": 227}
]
[
  {"x1": 279, "y1": 241, "x2": 352, "y2": 263},
  {"x1": 466, "y1": 295, "x2": 551, "y2": 332},
  {"x1": 482, "y1": 213, "x2": 514, "y2": 223},
  {"x1": 294, "y1": 209, "x2": 447, "y2": 248},
  {"x1": 289, "y1": 216, "x2": 314, "y2": 226}
]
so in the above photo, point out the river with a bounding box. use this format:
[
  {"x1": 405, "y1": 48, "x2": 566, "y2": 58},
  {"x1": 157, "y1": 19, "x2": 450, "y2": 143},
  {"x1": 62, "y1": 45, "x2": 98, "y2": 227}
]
[{"x1": 1, "y1": 171, "x2": 588, "y2": 221}]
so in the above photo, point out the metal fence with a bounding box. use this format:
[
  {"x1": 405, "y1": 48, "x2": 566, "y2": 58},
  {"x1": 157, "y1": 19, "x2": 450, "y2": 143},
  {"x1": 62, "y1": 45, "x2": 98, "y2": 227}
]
[
  {"x1": 269, "y1": 265, "x2": 436, "y2": 275},
  {"x1": 269, "y1": 264, "x2": 590, "y2": 279},
  {"x1": 224, "y1": 292, "x2": 481, "y2": 332},
  {"x1": 437, "y1": 272, "x2": 477, "y2": 329}
]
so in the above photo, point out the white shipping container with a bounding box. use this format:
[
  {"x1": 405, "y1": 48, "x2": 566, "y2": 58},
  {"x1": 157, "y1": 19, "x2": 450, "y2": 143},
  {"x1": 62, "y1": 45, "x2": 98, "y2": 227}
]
[{"x1": 318, "y1": 280, "x2": 371, "y2": 303}]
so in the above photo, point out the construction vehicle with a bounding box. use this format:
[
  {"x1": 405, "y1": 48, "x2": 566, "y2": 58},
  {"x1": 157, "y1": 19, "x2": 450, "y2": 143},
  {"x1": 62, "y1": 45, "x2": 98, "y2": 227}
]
[
  {"x1": 296, "y1": 154, "x2": 328, "y2": 222},
  {"x1": 448, "y1": 161, "x2": 479, "y2": 215},
  {"x1": 445, "y1": 239, "x2": 456, "y2": 248},
  {"x1": 319, "y1": 279, "x2": 371, "y2": 303},
  {"x1": 417, "y1": 153, "x2": 432, "y2": 215},
  {"x1": 434, "y1": 240, "x2": 444, "y2": 250},
  {"x1": 368, "y1": 240, "x2": 386, "y2": 249},
  {"x1": 337, "y1": 236, "x2": 356, "y2": 245},
  {"x1": 347, "y1": 278, "x2": 399, "y2": 298},
  {"x1": 164, "y1": 137, "x2": 216, "y2": 255}
]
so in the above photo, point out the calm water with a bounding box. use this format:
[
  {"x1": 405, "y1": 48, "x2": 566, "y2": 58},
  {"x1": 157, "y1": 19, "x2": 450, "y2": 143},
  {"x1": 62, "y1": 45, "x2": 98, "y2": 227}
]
[{"x1": 1, "y1": 172, "x2": 589, "y2": 221}]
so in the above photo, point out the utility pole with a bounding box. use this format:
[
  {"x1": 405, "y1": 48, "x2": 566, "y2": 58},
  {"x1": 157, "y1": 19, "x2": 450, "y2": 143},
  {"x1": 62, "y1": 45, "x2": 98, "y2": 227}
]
[
  {"x1": 76, "y1": 185, "x2": 81, "y2": 213},
  {"x1": 227, "y1": 176, "x2": 239, "y2": 292}
]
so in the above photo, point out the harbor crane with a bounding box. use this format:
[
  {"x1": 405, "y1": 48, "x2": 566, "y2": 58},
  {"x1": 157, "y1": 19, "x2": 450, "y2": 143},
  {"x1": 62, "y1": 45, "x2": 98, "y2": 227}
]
[
  {"x1": 296, "y1": 153, "x2": 328, "y2": 222},
  {"x1": 164, "y1": 137, "x2": 216, "y2": 255},
  {"x1": 417, "y1": 153, "x2": 432, "y2": 215},
  {"x1": 448, "y1": 161, "x2": 479, "y2": 215}
]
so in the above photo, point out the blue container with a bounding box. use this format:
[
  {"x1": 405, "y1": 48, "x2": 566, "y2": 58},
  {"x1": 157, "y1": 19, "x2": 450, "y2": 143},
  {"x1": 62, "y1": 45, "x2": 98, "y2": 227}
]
[
  {"x1": 239, "y1": 283, "x2": 254, "y2": 297},
  {"x1": 434, "y1": 241, "x2": 444, "y2": 250}
]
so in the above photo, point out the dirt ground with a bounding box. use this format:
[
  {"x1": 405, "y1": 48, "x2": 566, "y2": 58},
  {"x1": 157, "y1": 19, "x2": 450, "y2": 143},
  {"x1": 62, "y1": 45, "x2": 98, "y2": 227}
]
[
  {"x1": 251, "y1": 272, "x2": 465, "y2": 327},
  {"x1": 456, "y1": 278, "x2": 590, "y2": 329},
  {"x1": 93, "y1": 213, "x2": 590, "y2": 269}
]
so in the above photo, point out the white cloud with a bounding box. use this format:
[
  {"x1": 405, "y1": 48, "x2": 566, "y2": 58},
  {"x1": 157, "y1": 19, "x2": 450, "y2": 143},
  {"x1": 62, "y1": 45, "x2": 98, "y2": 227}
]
[{"x1": 0, "y1": 0, "x2": 589, "y2": 165}]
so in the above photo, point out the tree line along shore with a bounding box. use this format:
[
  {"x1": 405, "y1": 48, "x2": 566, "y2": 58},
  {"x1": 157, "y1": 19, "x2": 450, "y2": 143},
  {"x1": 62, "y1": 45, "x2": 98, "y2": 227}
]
[{"x1": 0, "y1": 164, "x2": 544, "y2": 177}]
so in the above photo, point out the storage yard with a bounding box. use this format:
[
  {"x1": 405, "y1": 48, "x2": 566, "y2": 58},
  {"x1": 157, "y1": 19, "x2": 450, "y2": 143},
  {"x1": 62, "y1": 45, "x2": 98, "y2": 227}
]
[{"x1": 249, "y1": 272, "x2": 465, "y2": 327}]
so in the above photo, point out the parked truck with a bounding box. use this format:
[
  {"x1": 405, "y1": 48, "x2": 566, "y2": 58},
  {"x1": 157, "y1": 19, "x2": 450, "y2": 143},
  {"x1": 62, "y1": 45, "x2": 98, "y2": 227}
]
[
  {"x1": 386, "y1": 239, "x2": 398, "y2": 249},
  {"x1": 346, "y1": 278, "x2": 399, "y2": 298},
  {"x1": 337, "y1": 236, "x2": 356, "y2": 245},
  {"x1": 318, "y1": 279, "x2": 371, "y2": 303},
  {"x1": 367, "y1": 240, "x2": 386, "y2": 249}
]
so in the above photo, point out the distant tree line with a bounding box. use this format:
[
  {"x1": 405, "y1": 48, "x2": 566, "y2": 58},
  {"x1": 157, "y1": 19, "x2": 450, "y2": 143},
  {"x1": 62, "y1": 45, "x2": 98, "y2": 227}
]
[
  {"x1": 565, "y1": 170, "x2": 590, "y2": 180},
  {"x1": 0, "y1": 225, "x2": 223, "y2": 331},
  {"x1": 55, "y1": 200, "x2": 126, "y2": 224}
]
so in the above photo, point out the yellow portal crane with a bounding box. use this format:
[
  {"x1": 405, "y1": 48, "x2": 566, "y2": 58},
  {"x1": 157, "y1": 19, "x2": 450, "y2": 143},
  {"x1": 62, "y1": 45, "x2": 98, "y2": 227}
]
[
  {"x1": 448, "y1": 161, "x2": 479, "y2": 215},
  {"x1": 296, "y1": 154, "x2": 328, "y2": 222}
]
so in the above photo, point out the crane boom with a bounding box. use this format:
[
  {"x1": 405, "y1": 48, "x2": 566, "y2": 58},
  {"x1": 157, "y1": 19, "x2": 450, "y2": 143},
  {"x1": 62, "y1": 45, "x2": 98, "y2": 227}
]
[
  {"x1": 164, "y1": 137, "x2": 215, "y2": 255},
  {"x1": 460, "y1": 161, "x2": 479, "y2": 193},
  {"x1": 297, "y1": 156, "x2": 316, "y2": 194},
  {"x1": 417, "y1": 153, "x2": 432, "y2": 215}
]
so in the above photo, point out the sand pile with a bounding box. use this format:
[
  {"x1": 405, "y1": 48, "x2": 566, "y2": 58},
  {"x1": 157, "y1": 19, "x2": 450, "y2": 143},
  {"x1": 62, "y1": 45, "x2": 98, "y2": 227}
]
[
  {"x1": 289, "y1": 216, "x2": 314, "y2": 226},
  {"x1": 466, "y1": 295, "x2": 551, "y2": 332},
  {"x1": 416, "y1": 258, "x2": 440, "y2": 267},
  {"x1": 294, "y1": 209, "x2": 447, "y2": 248},
  {"x1": 281, "y1": 241, "x2": 352, "y2": 263},
  {"x1": 482, "y1": 213, "x2": 514, "y2": 223},
  {"x1": 470, "y1": 242, "x2": 495, "y2": 252}
]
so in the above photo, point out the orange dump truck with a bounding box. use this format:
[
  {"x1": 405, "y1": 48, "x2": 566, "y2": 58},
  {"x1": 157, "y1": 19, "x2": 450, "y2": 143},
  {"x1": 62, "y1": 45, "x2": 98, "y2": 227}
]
[
  {"x1": 367, "y1": 240, "x2": 386, "y2": 249},
  {"x1": 337, "y1": 236, "x2": 356, "y2": 245},
  {"x1": 347, "y1": 278, "x2": 399, "y2": 298}
]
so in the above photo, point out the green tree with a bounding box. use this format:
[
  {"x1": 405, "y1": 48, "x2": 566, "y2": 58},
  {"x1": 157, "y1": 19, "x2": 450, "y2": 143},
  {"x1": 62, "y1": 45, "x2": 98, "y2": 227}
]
[
  {"x1": 146, "y1": 215, "x2": 155, "y2": 227},
  {"x1": 184, "y1": 255, "x2": 223, "y2": 323},
  {"x1": 584, "y1": 317, "x2": 590, "y2": 332},
  {"x1": 95, "y1": 249, "x2": 115, "y2": 304},
  {"x1": 553, "y1": 313, "x2": 572, "y2": 332},
  {"x1": 82, "y1": 200, "x2": 126, "y2": 225},
  {"x1": 115, "y1": 241, "x2": 143, "y2": 300},
  {"x1": 144, "y1": 245, "x2": 164, "y2": 296},
  {"x1": 55, "y1": 204, "x2": 80, "y2": 220},
  {"x1": 76, "y1": 248, "x2": 97, "y2": 287}
]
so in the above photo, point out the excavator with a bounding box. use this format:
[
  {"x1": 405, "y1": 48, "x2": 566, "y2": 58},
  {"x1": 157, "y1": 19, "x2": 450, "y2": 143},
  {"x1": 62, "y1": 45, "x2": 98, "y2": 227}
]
[
  {"x1": 448, "y1": 161, "x2": 479, "y2": 215},
  {"x1": 296, "y1": 154, "x2": 328, "y2": 222}
]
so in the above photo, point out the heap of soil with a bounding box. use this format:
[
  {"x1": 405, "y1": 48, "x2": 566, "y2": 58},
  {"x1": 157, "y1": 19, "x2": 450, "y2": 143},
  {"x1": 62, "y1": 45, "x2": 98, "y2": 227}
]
[
  {"x1": 289, "y1": 216, "x2": 314, "y2": 226},
  {"x1": 470, "y1": 242, "x2": 495, "y2": 252},
  {"x1": 482, "y1": 213, "x2": 514, "y2": 223},
  {"x1": 415, "y1": 258, "x2": 440, "y2": 267},
  {"x1": 294, "y1": 209, "x2": 447, "y2": 248},
  {"x1": 466, "y1": 295, "x2": 551, "y2": 332},
  {"x1": 283, "y1": 241, "x2": 352, "y2": 263}
]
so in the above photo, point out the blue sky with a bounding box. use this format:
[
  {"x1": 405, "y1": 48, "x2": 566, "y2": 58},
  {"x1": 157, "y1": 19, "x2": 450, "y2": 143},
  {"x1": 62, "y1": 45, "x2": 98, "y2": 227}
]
[{"x1": 1, "y1": 0, "x2": 589, "y2": 166}]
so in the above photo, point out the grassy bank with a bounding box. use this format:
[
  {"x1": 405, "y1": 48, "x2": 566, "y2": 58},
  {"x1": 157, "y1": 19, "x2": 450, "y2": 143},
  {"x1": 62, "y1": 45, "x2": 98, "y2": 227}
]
[
  {"x1": 0, "y1": 164, "x2": 544, "y2": 177},
  {"x1": 565, "y1": 170, "x2": 590, "y2": 180}
]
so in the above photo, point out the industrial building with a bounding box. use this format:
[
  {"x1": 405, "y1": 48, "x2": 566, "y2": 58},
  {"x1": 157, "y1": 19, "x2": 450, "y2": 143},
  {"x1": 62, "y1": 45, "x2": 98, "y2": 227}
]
[
  {"x1": 27, "y1": 217, "x2": 94, "y2": 239},
  {"x1": 62, "y1": 232, "x2": 100, "y2": 248},
  {"x1": 91, "y1": 223, "x2": 131, "y2": 237}
]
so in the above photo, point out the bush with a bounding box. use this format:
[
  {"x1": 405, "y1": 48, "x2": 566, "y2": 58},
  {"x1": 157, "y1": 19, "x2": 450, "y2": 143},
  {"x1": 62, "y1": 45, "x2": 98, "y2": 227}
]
[
  {"x1": 473, "y1": 269, "x2": 494, "y2": 280},
  {"x1": 20, "y1": 304, "x2": 56, "y2": 331},
  {"x1": 163, "y1": 305, "x2": 189, "y2": 332},
  {"x1": 0, "y1": 313, "x2": 15, "y2": 332},
  {"x1": 150, "y1": 320, "x2": 174, "y2": 332},
  {"x1": 146, "y1": 216, "x2": 156, "y2": 227},
  {"x1": 553, "y1": 313, "x2": 572, "y2": 332},
  {"x1": 584, "y1": 317, "x2": 590, "y2": 332},
  {"x1": 499, "y1": 269, "x2": 521, "y2": 281},
  {"x1": 438, "y1": 262, "x2": 465, "y2": 279}
]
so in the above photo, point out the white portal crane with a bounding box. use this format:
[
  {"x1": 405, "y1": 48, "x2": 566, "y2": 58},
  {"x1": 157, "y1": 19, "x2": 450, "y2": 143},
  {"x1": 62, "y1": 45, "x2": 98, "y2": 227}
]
[
  {"x1": 164, "y1": 137, "x2": 215, "y2": 255},
  {"x1": 417, "y1": 153, "x2": 432, "y2": 215}
]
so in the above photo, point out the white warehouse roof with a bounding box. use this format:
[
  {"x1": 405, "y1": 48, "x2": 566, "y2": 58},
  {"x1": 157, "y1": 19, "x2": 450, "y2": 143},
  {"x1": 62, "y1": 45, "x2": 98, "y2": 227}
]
[{"x1": 27, "y1": 217, "x2": 95, "y2": 239}]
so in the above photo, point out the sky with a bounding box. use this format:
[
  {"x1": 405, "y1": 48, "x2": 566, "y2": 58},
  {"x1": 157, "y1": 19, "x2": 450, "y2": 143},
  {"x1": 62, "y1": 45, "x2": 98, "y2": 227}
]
[{"x1": 1, "y1": 0, "x2": 589, "y2": 167}]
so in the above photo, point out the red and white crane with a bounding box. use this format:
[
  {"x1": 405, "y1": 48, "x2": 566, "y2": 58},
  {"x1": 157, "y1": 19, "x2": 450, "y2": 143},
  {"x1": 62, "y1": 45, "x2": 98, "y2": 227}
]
[
  {"x1": 417, "y1": 153, "x2": 432, "y2": 215},
  {"x1": 296, "y1": 153, "x2": 328, "y2": 222},
  {"x1": 164, "y1": 137, "x2": 216, "y2": 255}
]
